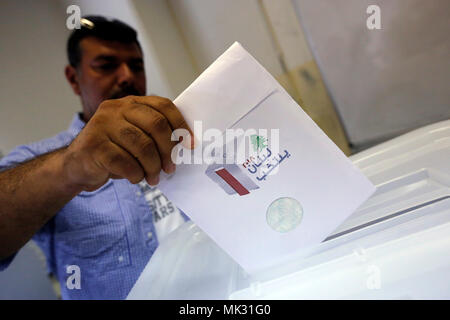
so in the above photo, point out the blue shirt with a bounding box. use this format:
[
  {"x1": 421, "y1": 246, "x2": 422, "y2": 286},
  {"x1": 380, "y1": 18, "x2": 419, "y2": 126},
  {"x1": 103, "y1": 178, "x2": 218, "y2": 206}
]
[{"x1": 0, "y1": 114, "x2": 186, "y2": 299}]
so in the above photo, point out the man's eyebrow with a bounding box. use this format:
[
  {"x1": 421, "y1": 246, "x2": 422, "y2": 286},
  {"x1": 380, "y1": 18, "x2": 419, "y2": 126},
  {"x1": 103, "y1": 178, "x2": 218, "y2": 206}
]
[
  {"x1": 92, "y1": 55, "x2": 143, "y2": 63},
  {"x1": 129, "y1": 57, "x2": 144, "y2": 63},
  {"x1": 92, "y1": 55, "x2": 118, "y2": 62}
]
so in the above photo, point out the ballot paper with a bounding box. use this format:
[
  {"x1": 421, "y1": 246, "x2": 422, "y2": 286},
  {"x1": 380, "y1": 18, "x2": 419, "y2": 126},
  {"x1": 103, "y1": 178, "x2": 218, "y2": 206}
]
[{"x1": 158, "y1": 42, "x2": 375, "y2": 273}]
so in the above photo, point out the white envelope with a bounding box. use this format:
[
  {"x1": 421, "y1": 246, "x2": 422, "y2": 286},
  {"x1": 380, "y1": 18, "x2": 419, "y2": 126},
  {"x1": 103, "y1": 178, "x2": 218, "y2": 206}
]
[{"x1": 158, "y1": 42, "x2": 375, "y2": 273}]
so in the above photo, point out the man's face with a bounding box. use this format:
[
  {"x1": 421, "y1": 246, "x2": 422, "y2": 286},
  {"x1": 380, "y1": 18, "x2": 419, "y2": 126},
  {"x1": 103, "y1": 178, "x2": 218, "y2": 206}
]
[{"x1": 69, "y1": 36, "x2": 146, "y2": 121}]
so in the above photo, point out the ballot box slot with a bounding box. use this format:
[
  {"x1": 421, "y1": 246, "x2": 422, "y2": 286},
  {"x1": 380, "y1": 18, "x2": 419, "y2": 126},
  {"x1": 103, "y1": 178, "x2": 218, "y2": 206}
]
[
  {"x1": 324, "y1": 195, "x2": 450, "y2": 242},
  {"x1": 328, "y1": 168, "x2": 450, "y2": 238}
]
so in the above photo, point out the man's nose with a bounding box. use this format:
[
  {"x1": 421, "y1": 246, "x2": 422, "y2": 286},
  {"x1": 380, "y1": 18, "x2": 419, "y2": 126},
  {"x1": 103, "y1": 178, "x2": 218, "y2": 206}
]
[{"x1": 116, "y1": 63, "x2": 134, "y2": 87}]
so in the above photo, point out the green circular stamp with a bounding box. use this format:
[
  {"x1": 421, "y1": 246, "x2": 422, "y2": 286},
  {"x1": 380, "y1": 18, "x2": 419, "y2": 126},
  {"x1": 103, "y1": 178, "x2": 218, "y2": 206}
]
[{"x1": 266, "y1": 197, "x2": 303, "y2": 233}]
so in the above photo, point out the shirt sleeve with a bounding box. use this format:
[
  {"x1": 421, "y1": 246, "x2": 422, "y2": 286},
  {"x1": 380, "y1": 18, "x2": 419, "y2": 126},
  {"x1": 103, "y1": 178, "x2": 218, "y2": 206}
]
[
  {"x1": 0, "y1": 144, "x2": 36, "y2": 171},
  {"x1": 0, "y1": 254, "x2": 17, "y2": 271}
]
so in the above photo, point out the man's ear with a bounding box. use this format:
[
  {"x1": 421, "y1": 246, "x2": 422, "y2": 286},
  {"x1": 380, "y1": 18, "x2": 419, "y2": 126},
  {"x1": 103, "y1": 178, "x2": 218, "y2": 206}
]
[{"x1": 65, "y1": 65, "x2": 81, "y2": 96}]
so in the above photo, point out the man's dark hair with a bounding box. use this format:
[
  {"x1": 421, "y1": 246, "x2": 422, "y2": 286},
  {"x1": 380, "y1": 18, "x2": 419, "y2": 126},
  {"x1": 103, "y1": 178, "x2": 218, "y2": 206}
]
[{"x1": 67, "y1": 15, "x2": 142, "y2": 68}]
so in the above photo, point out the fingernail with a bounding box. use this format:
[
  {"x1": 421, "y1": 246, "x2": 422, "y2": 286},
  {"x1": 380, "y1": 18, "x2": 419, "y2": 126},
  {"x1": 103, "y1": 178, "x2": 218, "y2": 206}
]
[
  {"x1": 167, "y1": 163, "x2": 176, "y2": 174},
  {"x1": 148, "y1": 175, "x2": 160, "y2": 186}
]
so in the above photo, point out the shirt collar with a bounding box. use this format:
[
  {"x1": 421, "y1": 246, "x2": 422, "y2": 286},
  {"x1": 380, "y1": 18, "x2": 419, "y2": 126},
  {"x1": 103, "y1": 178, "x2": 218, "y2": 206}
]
[{"x1": 68, "y1": 113, "x2": 86, "y2": 137}]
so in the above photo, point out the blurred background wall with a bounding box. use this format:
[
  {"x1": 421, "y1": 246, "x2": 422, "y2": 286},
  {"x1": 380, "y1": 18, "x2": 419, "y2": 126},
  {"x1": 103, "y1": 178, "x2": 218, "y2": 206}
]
[
  {"x1": 0, "y1": 0, "x2": 449, "y2": 299},
  {"x1": 294, "y1": 0, "x2": 450, "y2": 150},
  {"x1": 0, "y1": 0, "x2": 79, "y2": 156}
]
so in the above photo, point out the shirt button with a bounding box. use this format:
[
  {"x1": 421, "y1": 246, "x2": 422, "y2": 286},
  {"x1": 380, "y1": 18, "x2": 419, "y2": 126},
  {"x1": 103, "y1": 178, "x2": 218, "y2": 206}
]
[
  {"x1": 118, "y1": 255, "x2": 124, "y2": 262},
  {"x1": 136, "y1": 191, "x2": 142, "y2": 197},
  {"x1": 147, "y1": 232, "x2": 153, "y2": 239}
]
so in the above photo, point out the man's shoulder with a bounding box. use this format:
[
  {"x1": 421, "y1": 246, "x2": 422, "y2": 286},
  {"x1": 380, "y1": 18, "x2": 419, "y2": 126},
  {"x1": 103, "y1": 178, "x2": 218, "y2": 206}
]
[
  {"x1": 26, "y1": 130, "x2": 75, "y2": 155},
  {"x1": 0, "y1": 130, "x2": 75, "y2": 169}
]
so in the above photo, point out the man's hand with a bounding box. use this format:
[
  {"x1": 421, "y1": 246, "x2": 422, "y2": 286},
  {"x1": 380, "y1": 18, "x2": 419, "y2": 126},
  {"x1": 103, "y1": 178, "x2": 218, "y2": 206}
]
[
  {"x1": 63, "y1": 96, "x2": 191, "y2": 191},
  {"x1": 0, "y1": 95, "x2": 192, "y2": 259}
]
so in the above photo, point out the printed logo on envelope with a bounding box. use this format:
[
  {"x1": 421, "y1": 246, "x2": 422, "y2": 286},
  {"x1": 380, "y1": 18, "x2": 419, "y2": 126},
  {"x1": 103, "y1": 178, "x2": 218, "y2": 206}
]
[
  {"x1": 250, "y1": 134, "x2": 267, "y2": 152},
  {"x1": 243, "y1": 147, "x2": 291, "y2": 182},
  {"x1": 205, "y1": 163, "x2": 259, "y2": 196},
  {"x1": 205, "y1": 135, "x2": 291, "y2": 196},
  {"x1": 266, "y1": 197, "x2": 303, "y2": 233}
]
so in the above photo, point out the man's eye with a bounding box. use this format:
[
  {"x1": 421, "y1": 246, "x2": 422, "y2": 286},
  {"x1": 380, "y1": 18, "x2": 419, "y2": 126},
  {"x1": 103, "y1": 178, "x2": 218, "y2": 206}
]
[
  {"x1": 130, "y1": 63, "x2": 144, "y2": 72},
  {"x1": 96, "y1": 63, "x2": 117, "y2": 71}
]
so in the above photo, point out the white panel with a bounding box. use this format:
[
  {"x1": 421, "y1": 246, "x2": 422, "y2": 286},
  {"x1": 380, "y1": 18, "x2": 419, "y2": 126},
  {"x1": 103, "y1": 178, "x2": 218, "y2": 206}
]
[{"x1": 293, "y1": 0, "x2": 450, "y2": 146}]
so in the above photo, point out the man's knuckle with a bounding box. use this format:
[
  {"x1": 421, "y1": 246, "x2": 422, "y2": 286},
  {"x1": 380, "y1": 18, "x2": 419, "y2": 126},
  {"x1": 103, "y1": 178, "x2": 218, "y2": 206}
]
[
  {"x1": 152, "y1": 115, "x2": 169, "y2": 132},
  {"x1": 156, "y1": 97, "x2": 174, "y2": 109},
  {"x1": 124, "y1": 95, "x2": 136, "y2": 101},
  {"x1": 139, "y1": 138, "x2": 155, "y2": 155},
  {"x1": 119, "y1": 126, "x2": 142, "y2": 144},
  {"x1": 174, "y1": 118, "x2": 188, "y2": 130},
  {"x1": 90, "y1": 114, "x2": 107, "y2": 126},
  {"x1": 107, "y1": 152, "x2": 125, "y2": 167},
  {"x1": 99, "y1": 100, "x2": 115, "y2": 110}
]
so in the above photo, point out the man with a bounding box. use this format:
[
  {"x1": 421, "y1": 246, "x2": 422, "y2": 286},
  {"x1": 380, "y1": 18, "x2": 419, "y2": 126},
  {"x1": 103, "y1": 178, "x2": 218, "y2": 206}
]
[{"x1": 0, "y1": 16, "x2": 192, "y2": 299}]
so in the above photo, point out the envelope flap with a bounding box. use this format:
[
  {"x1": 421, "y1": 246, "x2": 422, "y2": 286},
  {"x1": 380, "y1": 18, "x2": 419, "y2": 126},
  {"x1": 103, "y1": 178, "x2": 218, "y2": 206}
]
[{"x1": 174, "y1": 42, "x2": 276, "y2": 133}]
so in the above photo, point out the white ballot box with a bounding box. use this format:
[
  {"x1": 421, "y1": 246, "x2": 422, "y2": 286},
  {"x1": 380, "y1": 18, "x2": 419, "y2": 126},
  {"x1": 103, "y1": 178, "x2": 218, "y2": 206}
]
[{"x1": 128, "y1": 120, "x2": 450, "y2": 299}]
